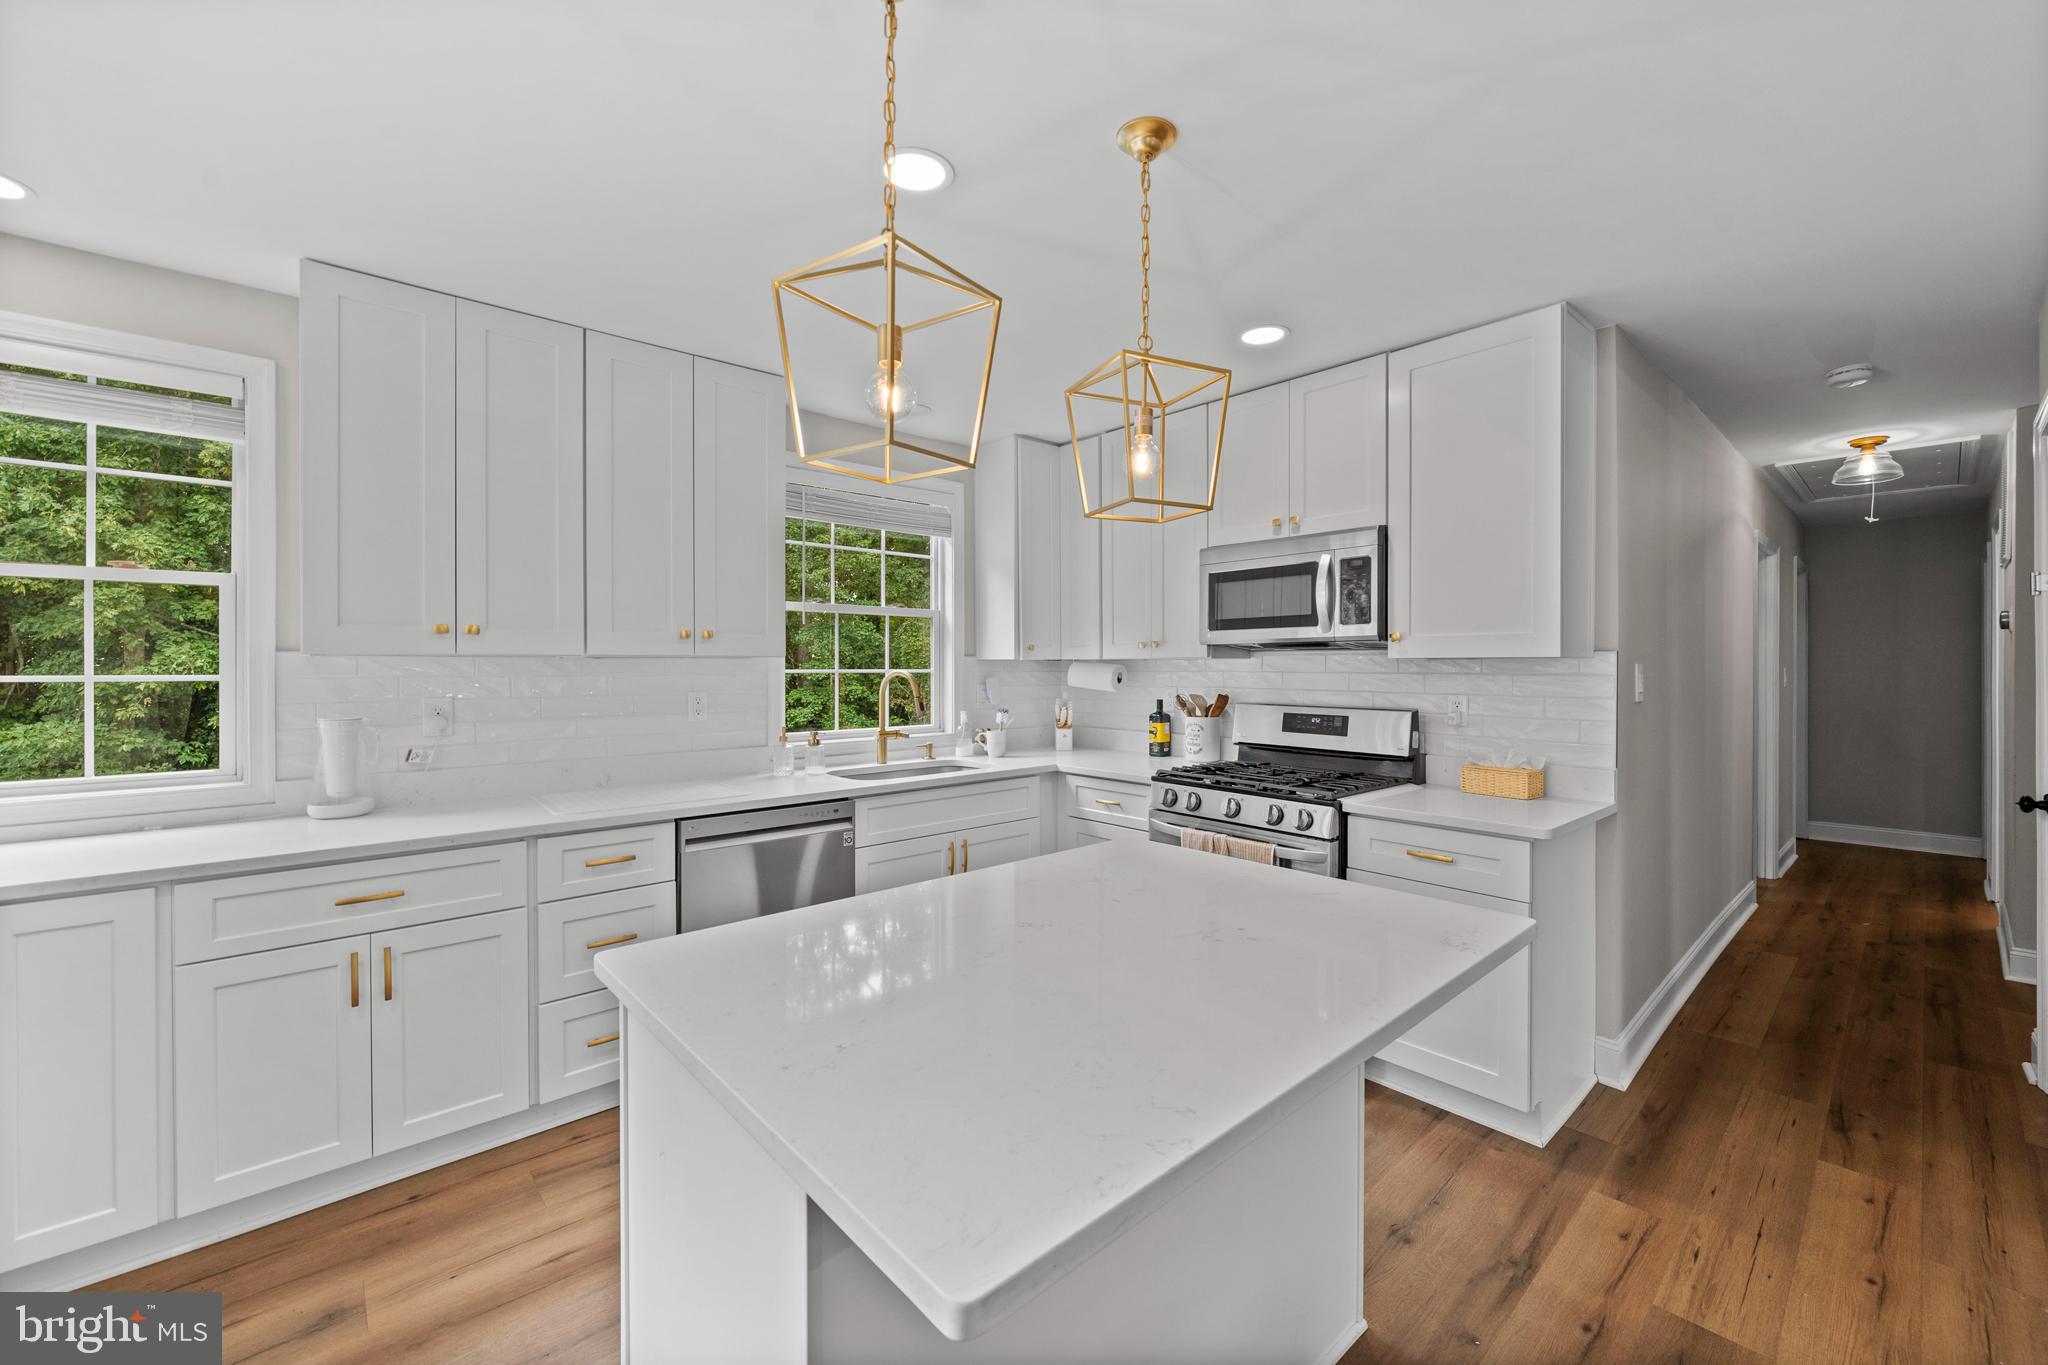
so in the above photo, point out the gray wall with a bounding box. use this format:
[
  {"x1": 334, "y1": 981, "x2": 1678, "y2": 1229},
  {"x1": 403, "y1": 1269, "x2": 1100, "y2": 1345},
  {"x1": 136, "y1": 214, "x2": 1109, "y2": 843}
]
[
  {"x1": 1999, "y1": 407, "x2": 2038, "y2": 953},
  {"x1": 1604, "y1": 327, "x2": 1803, "y2": 1040},
  {"x1": 1806, "y1": 512, "x2": 1984, "y2": 838}
]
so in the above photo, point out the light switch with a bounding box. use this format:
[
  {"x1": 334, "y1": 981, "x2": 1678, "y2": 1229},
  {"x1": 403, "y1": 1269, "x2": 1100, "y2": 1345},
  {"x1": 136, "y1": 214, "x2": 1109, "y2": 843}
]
[{"x1": 1633, "y1": 663, "x2": 1646, "y2": 703}]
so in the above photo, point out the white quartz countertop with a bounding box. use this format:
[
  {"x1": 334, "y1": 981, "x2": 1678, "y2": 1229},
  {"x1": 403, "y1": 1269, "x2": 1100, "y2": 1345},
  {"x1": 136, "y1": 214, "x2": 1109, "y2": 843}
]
[
  {"x1": 1342, "y1": 782, "x2": 1615, "y2": 839},
  {"x1": 0, "y1": 749, "x2": 1160, "y2": 903},
  {"x1": 596, "y1": 840, "x2": 1534, "y2": 1341}
]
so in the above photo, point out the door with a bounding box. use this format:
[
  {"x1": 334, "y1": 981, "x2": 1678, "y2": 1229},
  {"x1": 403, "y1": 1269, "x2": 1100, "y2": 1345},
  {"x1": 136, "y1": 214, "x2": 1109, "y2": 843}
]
[
  {"x1": 1209, "y1": 381, "x2": 1289, "y2": 547},
  {"x1": 854, "y1": 829, "x2": 963, "y2": 894},
  {"x1": 1059, "y1": 435, "x2": 1104, "y2": 658},
  {"x1": 455, "y1": 299, "x2": 585, "y2": 654},
  {"x1": 1290, "y1": 355, "x2": 1387, "y2": 537},
  {"x1": 953, "y1": 818, "x2": 1040, "y2": 875},
  {"x1": 1375, "y1": 943, "x2": 1533, "y2": 1109},
  {"x1": 0, "y1": 890, "x2": 157, "y2": 1271},
  {"x1": 371, "y1": 910, "x2": 529, "y2": 1154},
  {"x1": 1101, "y1": 505, "x2": 1158, "y2": 658},
  {"x1": 693, "y1": 358, "x2": 785, "y2": 656},
  {"x1": 1156, "y1": 405, "x2": 1210, "y2": 657},
  {"x1": 1017, "y1": 437, "x2": 1063, "y2": 658},
  {"x1": 300, "y1": 262, "x2": 456, "y2": 654},
  {"x1": 1388, "y1": 306, "x2": 1566, "y2": 657},
  {"x1": 2030, "y1": 399, "x2": 2048, "y2": 1093},
  {"x1": 679, "y1": 821, "x2": 856, "y2": 932},
  {"x1": 587, "y1": 332, "x2": 696, "y2": 656},
  {"x1": 174, "y1": 937, "x2": 372, "y2": 1215}
]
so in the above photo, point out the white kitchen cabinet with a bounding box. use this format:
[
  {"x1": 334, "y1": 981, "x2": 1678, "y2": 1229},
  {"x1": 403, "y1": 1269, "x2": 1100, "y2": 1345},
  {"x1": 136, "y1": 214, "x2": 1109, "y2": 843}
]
[
  {"x1": 691, "y1": 358, "x2": 786, "y2": 657},
  {"x1": 1065, "y1": 816, "x2": 1149, "y2": 851},
  {"x1": 0, "y1": 890, "x2": 158, "y2": 1271},
  {"x1": 1386, "y1": 304, "x2": 1594, "y2": 658},
  {"x1": 175, "y1": 936, "x2": 373, "y2": 1215},
  {"x1": 537, "y1": 989, "x2": 623, "y2": 1104},
  {"x1": 1101, "y1": 408, "x2": 1209, "y2": 658},
  {"x1": 455, "y1": 300, "x2": 586, "y2": 654},
  {"x1": 853, "y1": 817, "x2": 1041, "y2": 894},
  {"x1": 586, "y1": 332, "x2": 696, "y2": 656},
  {"x1": 300, "y1": 262, "x2": 457, "y2": 654},
  {"x1": 371, "y1": 909, "x2": 530, "y2": 1155},
  {"x1": 1208, "y1": 381, "x2": 1289, "y2": 548},
  {"x1": 1204, "y1": 360, "x2": 1385, "y2": 551},
  {"x1": 973, "y1": 435, "x2": 1064, "y2": 660},
  {"x1": 1059, "y1": 436, "x2": 1104, "y2": 659}
]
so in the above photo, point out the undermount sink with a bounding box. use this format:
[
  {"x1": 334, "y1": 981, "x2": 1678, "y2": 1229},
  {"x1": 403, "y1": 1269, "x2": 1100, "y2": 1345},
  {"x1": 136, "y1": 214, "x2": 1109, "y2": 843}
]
[{"x1": 829, "y1": 761, "x2": 984, "y2": 781}]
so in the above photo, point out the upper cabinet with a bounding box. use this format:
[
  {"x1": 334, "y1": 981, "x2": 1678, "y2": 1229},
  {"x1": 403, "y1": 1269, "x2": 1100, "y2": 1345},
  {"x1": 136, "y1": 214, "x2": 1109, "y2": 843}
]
[
  {"x1": 455, "y1": 300, "x2": 584, "y2": 654},
  {"x1": 301, "y1": 263, "x2": 457, "y2": 655},
  {"x1": 1206, "y1": 356, "x2": 1387, "y2": 549},
  {"x1": 974, "y1": 435, "x2": 1064, "y2": 660},
  {"x1": 1101, "y1": 406, "x2": 1209, "y2": 659},
  {"x1": 1387, "y1": 304, "x2": 1594, "y2": 658},
  {"x1": 1059, "y1": 437, "x2": 1104, "y2": 660},
  {"x1": 301, "y1": 263, "x2": 786, "y2": 658}
]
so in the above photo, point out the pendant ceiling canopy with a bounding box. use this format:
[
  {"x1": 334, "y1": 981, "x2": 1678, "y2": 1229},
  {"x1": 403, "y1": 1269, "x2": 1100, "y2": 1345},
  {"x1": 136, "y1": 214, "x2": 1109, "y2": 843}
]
[
  {"x1": 772, "y1": 0, "x2": 1002, "y2": 485},
  {"x1": 1830, "y1": 433, "x2": 1905, "y2": 487}
]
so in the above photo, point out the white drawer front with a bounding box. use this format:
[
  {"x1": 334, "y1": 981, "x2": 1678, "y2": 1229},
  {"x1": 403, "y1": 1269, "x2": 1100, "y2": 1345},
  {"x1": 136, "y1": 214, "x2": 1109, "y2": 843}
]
[
  {"x1": 536, "y1": 823, "x2": 676, "y2": 901},
  {"x1": 1346, "y1": 817, "x2": 1530, "y2": 903},
  {"x1": 173, "y1": 844, "x2": 527, "y2": 964},
  {"x1": 537, "y1": 882, "x2": 677, "y2": 1004},
  {"x1": 538, "y1": 989, "x2": 622, "y2": 1103},
  {"x1": 856, "y1": 777, "x2": 1039, "y2": 846},
  {"x1": 1068, "y1": 777, "x2": 1149, "y2": 831}
]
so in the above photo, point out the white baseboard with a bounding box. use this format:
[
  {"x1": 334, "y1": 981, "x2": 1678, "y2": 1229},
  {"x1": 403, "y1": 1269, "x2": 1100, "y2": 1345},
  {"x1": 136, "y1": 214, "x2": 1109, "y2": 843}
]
[
  {"x1": 1997, "y1": 907, "x2": 2039, "y2": 984},
  {"x1": 1773, "y1": 837, "x2": 1798, "y2": 879},
  {"x1": 1807, "y1": 821, "x2": 1983, "y2": 858},
  {"x1": 1594, "y1": 881, "x2": 1758, "y2": 1090}
]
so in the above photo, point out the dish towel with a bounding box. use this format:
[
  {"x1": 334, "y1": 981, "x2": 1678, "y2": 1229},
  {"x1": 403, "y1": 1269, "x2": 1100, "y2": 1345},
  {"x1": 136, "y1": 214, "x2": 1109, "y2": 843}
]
[{"x1": 1177, "y1": 827, "x2": 1278, "y2": 866}]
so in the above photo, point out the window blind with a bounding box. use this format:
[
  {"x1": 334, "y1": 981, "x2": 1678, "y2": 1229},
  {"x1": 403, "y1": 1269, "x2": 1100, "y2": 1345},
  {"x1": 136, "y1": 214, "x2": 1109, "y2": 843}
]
[
  {"x1": 0, "y1": 369, "x2": 247, "y2": 443},
  {"x1": 784, "y1": 483, "x2": 953, "y2": 538}
]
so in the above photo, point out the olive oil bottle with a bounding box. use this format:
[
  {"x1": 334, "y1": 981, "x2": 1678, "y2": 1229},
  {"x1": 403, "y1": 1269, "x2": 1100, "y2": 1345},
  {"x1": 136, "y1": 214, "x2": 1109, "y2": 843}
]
[{"x1": 1148, "y1": 699, "x2": 1172, "y2": 758}]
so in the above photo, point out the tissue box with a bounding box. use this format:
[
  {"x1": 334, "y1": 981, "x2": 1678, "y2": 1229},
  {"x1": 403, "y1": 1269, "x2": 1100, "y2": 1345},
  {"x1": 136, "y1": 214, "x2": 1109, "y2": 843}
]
[{"x1": 1460, "y1": 763, "x2": 1545, "y2": 800}]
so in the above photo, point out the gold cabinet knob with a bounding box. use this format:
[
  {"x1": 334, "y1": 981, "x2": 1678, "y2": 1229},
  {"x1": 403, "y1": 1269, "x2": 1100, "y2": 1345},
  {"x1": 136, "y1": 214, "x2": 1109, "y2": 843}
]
[
  {"x1": 1389, "y1": 630, "x2": 1403, "y2": 642},
  {"x1": 1289, "y1": 515, "x2": 1300, "y2": 527},
  {"x1": 1026, "y1": 643, "x2": 1035, "y2": 652},
  {"x1": 1271, "y1": 517, "x2": 1282, "y2": 529},
  {"x1": 702, "y1": 628, "x2": 713, "y2": 640},
  {"x1": 432, "y1": 623, "x2": 449, "y2": 635},
  {"x1": 465, "y1": 624, "x2": 480, "y2": 635},
  {"x1": 678, "y1": 629, "x2": 691, "y2": 639},
  {"x1": 1152, "y1": 639, "x2": 1160, "y2": 647}
]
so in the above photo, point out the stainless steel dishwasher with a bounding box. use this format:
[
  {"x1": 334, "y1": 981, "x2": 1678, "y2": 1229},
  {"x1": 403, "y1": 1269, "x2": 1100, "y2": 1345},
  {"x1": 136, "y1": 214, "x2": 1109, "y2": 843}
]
[{"x1": 676, "y1": 799, "x2": 856, "y2": 933}]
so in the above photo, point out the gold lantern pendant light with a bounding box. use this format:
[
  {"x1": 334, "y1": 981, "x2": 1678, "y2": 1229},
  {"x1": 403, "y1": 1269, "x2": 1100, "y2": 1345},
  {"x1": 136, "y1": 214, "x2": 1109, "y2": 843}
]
[
  {"x1": 1066, "y1": 117, "x2": 1230, "y2": 522},
  {"x1": 772, "y1": 0, "x2": 1002, "y2": 485}
]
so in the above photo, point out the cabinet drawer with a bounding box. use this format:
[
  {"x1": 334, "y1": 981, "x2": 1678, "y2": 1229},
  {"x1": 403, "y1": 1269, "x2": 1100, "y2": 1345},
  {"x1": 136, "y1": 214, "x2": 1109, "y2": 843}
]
[
  {"x1": 173, "y1": 844, "x2": 526, "y2": 964},
  {"x1": 1065, "y1": 814, "x2": 1148, "y2": 850},
  {"x1": 537, "y1": 882, "x2": 677, "y2": 1004},
  {"x1": 856, "y1": 777, "x2": 1039, "y2": 846},
  {"x1": 1068, "y1": 777, "x2": 1149, "y2": 831},
  {"x1": 536, "y1": 823, "x2": 676, "y2": 901},
  {"x1": 538, "y1": 989, "x2": 622, "y2": 1103},
  {"x1": 1345, "y1": 817, "x2": 1531, "y2": 903}
]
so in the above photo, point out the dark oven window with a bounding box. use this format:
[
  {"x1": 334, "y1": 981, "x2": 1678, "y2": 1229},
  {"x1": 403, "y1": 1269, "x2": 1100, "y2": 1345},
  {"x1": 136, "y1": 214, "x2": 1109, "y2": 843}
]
[
  {"x1": 1337, "y1": 554, "x2": 1374, "y2": 626},
  {"x1": 1208, "y1": 562, "x2": 1319, "y2": 631}
]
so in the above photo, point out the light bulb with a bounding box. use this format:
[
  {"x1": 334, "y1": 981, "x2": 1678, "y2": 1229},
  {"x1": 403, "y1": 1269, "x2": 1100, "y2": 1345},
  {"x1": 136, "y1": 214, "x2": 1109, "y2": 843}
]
[
  {"x1": 865, "y1": 361, "x2": 914, "y2": 421},
  {"x1": 1128, "y1": 428, "x2": 1158, "y2": 480}
]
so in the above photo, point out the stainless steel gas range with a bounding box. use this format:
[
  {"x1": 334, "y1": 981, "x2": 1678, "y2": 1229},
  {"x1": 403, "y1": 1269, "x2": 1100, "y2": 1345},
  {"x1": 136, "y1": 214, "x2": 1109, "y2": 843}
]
[{"x1": 1148, "y1": 704, "x2": 1421, "y2": 876}]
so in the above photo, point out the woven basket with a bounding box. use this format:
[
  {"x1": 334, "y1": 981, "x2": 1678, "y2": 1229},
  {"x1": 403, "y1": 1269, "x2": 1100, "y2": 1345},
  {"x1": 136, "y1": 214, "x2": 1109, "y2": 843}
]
[{"x1": 1460, "y1": 762, "x2": 1546, "y2": 800}]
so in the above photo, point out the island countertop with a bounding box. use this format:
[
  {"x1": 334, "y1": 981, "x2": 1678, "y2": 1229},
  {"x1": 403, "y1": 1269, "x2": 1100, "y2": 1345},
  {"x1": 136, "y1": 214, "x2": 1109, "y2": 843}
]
[{"x1": 595, "y1": 840, "x2": 1535, "y2": 1341}]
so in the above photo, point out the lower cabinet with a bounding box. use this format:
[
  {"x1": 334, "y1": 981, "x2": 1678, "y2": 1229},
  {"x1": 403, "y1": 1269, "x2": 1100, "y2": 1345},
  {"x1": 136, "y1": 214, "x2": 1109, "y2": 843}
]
[
  {"x1": 0, "y1": 890, "x2": 159, "y2": 1273},
  {"x1": 174, "y1": 909, "x2": 529, "y2": 1215},
  {"x1": 853, "y1": 818, "x2": 1041, "y2": 894},
  {"x1": 1065, "y1": 817, "x2": 1148, "y2": 850},
  {"x1": 1373, "y1": 942, "x2": 1532, "y2": 1110},
  {"x1": 538, "y1": 990, "x2": 623, "y2": 1103}
]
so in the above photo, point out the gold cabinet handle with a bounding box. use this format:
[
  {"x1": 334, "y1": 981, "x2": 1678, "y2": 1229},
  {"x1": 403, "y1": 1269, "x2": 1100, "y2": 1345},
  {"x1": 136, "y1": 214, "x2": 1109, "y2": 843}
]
[
  {"x1": 948, "y1": 841, "x2": 956, "y2": 875},
  {"x1": 961, "y1": 837, "x2": 969, "y2": 873},
  {"x1": 586, "y1": 1033, "x2": 620, "y2": 1049},
  {"x1": 336, "y1": 889, "x2": 404, "y2": 907},
  {"x1": 584, "y1": 853, "x2": 637, "y2": 867},
  {"x1": 465, "y1": 624, "x2": 480, "y2": 635},
  {"x1": 702, "y1": 628, "x2": 713, "y2": 640},
  {"x1": 1389, "y1": 630, "x2": 1403, "y2": 643},
  {"x1": 1290, "y1": 515, "x2": 1300, "y2": 526},
  {"x1": 1094, "y1": 798, "x2": 1123, "y2": 808},
  {"x1": 1405, "y1": 850, "x2": 1455, "y2": 864},
  {"x1": 586, "y1": 932, "x2": 639, "y2": 951},
  {"x1": 679, "y1": 628, "x2": 692, "y2": 639},
  {"x1": 383, "y1": 945, "x2": 394, "y2": 1001},
  {"x1": 432, "y1": 623, "x2": 450, "y2": 635},
  {"x1": 1271, "y1": 517, "x2": 1282, "y2": 528},
  {"x1": 350, "y1": 951, "x2": 360, "y2": 1008}
]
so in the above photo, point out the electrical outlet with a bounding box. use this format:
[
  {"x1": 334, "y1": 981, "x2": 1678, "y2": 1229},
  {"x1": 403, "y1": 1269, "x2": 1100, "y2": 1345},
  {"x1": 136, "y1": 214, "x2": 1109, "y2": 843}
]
[
  {"x1": 1447, "y1": 696, "x2": 1467, "y2": 728},
  {"x1": 422, "y1": 698, "x2": 454, "y2": 738},
  {"x1": 401, "y1": 746, "x2": 435, "y2": 769},
  {"x1": 688, "y1": 691, "x2": 709, "y2": 722}
]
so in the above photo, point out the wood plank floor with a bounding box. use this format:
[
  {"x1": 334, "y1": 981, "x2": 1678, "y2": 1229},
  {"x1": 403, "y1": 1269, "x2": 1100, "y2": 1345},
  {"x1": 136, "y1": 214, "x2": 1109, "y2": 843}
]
[{"x1": 96, "y1": 841, "x2": 2046, "y2": 1363}]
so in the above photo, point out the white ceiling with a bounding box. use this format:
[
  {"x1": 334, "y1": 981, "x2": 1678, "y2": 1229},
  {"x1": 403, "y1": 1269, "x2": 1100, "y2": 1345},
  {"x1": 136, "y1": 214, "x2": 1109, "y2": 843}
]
[
  {"x1": 3, "y1": 0, "x2": 2045, "y2": 466},
  {"x1": 1770, "y1": 438, "x2": 1997, "y2": 526}
]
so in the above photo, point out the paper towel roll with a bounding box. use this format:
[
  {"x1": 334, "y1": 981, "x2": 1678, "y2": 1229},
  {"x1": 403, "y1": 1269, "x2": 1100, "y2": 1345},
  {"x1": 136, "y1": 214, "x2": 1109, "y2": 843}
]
[{"x1": 1067, "y1": 661, "x2": 1126, "y2": 692}]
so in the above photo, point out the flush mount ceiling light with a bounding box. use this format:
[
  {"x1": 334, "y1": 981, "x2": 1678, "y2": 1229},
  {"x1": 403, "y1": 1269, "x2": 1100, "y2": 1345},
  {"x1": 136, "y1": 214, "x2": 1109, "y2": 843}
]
[
  {"x1": 1826, "y1": 362, "x2": 1876, "y2": 389},
  {"x1": 0, "y1": 173, "x2": 34, "y2": 201},
  {"x1": 1239, "y1": 325, "x2": 1289, "y2": 346},
  {"x1": 1831, "y1": 433, "x2": 1905, "y2": 486},
  {"x1": 772, "y1": 0, "x2": 1001, "y2": 485},
  {"x1": 886, "y1": 148, "x2": 953, "y2": 192},
  {"x1": 1065, "y1": 117, "x2": 1230, "y2": 524}
]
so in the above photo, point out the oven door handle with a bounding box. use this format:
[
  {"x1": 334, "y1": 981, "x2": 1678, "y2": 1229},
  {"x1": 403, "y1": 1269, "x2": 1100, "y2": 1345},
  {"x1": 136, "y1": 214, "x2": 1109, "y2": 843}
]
[{"x1": 1315, "y1": 551, "x2": 1335, "y2": 636}]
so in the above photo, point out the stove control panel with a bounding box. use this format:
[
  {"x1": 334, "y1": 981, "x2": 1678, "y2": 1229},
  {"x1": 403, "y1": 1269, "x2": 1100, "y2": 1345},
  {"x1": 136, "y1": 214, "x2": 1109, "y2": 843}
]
[{"x1": 1148, "y1": 779, "x2": 1344, "y2": 841}]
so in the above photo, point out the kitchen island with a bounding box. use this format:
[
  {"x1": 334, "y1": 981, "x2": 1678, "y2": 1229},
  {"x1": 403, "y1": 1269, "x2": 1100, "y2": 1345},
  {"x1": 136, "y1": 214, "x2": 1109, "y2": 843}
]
[{"x1": 596, "y1": 840, "x2": 1534, "y2": 1364}]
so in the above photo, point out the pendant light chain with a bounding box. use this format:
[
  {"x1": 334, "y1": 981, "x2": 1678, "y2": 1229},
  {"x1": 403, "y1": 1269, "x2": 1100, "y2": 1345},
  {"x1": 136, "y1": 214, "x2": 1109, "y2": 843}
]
[
  {"x1": 881, "y1": 0, "x2": 898, "y2": 234},
  {"x1": 1137, "y1": 157, "x2": 1153, "y2": 354}
]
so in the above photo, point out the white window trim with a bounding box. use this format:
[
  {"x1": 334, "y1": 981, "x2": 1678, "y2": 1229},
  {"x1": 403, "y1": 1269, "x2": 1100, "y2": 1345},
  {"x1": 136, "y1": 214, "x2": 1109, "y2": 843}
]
[
  {"x1": 0, "y1": 310, "x2": 276, "y2": 830},
  {"x1": 780, "y1": 459, "x2": 964, "y2": 756}
]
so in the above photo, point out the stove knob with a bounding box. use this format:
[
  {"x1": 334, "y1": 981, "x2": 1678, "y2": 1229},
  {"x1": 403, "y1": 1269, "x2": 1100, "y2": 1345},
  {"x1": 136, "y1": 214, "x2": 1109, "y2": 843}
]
[
  {"x1": 1266, "y1": 804, "x2": 1286, "y2": 827},
  {"x1": 1160, "y1": 787, "x2": 1179, "y2": 808},
  {"x1": 1223, "y1": 797, "x2": 1242, "y2": 819},
  {"x1": 1296, "y1": 809, "x2": 1316, "y2": 832},
  {"x1": 1185, "y1": 792, "x2": 1203, "y2": 813}
]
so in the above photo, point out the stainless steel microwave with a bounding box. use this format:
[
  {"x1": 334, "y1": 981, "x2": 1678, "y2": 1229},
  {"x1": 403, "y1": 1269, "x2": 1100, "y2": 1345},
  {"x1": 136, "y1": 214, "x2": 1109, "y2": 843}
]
[{"x1": 1198, "y1": 526, "x2": 1387, "y2": 648}]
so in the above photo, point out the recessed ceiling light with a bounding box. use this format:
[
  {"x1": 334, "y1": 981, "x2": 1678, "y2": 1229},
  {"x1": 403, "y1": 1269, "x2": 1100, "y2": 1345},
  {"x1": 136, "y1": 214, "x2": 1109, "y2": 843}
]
[
  {"x1": 886, "y1": 149, "x2": 953, "y2": 192},
  {"x1": 0, "y1": 174, "x2": 34, "y2": 201},
  {"x1": 1825, "y1": 362, "x2": 1875, "y2": 389},
  {"x1": 1240, "y1": 325, "x2": 1289, "y2": 346}
]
